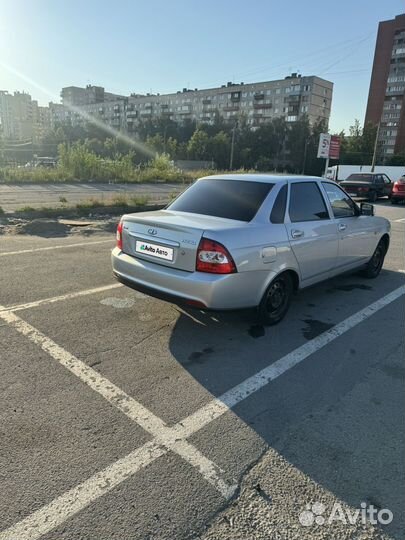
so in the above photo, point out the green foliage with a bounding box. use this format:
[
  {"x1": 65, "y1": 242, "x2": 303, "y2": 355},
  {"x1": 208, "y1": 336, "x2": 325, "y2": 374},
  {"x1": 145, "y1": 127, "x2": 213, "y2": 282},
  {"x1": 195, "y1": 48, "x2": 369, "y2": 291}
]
[
  {"x1": 339, "y1": 121, "x2": 377, "y2": 164},
  {"x1": 187, "y1": 129, "x2": 210, "y2": 160},
  {"x1": 0, "y1": 206, "x2": 5, "y2": 215}
]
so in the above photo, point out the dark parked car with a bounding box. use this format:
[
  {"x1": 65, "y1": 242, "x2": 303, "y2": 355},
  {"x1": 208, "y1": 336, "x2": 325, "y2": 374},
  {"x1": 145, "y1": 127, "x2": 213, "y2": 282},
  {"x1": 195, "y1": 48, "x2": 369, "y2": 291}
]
[
  {"x1": 340, "y1": 173, "x2": 392, "y2": 202},
  {"x1": 390, "y1": 175, "x2": 405, "y2": 204}
]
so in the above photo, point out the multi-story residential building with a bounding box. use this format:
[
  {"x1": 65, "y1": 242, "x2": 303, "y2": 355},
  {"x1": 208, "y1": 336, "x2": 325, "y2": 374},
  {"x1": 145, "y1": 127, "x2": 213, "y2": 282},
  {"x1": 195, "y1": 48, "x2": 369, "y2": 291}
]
[
  {"x1": 2, "y1": 75, "x2": 333, "y2": 143},
  {"x1": 61, "y1": 85, "x2": 126, "y2": 107},
  {"x1": 0, "y1": 91, "x2": 52, "y2": 143},
  {"x1": 365, "y1": 13, "x2": 405, "y2": 158},
  {"x1": 77, "y1": 74, "x2": 332, "y2": 135},
  {"x1": 32, "y1": 101, "x2": 51, "y2": 143},
  {"x1": 0, "y1": 90, "x2": 35, "y2": 141}
]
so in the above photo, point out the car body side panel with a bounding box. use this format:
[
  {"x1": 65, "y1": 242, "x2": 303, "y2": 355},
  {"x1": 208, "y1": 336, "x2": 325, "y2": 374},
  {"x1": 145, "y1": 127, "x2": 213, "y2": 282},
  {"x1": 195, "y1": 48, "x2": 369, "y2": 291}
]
[{"x1": 111, "y1": 175, "x2": 391, "y2": 310}]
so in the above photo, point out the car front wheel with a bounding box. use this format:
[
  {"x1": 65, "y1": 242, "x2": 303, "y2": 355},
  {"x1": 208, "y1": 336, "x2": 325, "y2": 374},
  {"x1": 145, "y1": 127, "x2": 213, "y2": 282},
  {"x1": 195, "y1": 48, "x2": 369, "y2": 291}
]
[{"x1": 258, "y1": 273, "x2": 293, "y2": 325}]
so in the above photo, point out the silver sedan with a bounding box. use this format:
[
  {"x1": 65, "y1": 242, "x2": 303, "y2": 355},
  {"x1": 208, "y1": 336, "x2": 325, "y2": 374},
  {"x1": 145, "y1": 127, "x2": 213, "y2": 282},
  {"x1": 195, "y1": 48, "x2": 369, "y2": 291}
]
[{"x1": 111, "y1": 175, "x2": 390, "y2": 324}]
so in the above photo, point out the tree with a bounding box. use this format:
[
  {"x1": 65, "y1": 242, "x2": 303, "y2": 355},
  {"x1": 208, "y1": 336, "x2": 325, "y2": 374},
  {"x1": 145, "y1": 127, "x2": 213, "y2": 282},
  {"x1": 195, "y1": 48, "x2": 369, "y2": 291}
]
[
  {"x1": 209, "y1": 131, "x2": 230, "y2": 169},
  {"x1": 286, "y1": 115, "x2": 311, "y2": 173},
  {"x1": 187, "y1": 129, "x2": 210, "y2": 160}
]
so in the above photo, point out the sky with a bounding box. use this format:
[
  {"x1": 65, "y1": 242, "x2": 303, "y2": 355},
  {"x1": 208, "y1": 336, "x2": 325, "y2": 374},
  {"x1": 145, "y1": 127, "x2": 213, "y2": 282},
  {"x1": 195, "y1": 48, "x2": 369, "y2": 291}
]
[{"x1": 0, "y1": 0, "x2": 404, "y2": 133}]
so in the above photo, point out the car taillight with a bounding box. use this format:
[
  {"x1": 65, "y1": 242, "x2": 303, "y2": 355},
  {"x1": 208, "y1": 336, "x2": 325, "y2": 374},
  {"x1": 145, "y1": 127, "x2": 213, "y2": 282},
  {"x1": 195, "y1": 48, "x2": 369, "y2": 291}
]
[
  {"x1": 393, "y1": 181, "x2": 405, "y2": 192},
  {"x1": 358, "y1": 186, "x2": 369, "y2": 193},
  {"x1": 116, "y1": 220, "x2": 123, "y2": 250},
  {"x1": 196, "y1": 238, "x2": 236, "y2": 274}
]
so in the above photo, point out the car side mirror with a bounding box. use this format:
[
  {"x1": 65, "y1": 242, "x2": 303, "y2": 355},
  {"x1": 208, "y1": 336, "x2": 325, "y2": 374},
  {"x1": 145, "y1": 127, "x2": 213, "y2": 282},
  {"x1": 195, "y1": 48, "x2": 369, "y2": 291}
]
[{"x1": 360, "y1": 202, "x2": 374, "y2": 216}]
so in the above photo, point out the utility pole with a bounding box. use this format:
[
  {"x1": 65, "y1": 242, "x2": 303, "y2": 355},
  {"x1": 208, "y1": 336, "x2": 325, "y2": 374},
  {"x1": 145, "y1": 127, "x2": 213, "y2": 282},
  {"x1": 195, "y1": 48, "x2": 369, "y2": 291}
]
[
  {"x1": 229, "y1": 122, "x2": 236, "y2": 170},
  {"x1": 301, "y1": 139, "x2": 309, "y2": 174},
  {"x1": 324, "y1": 156, "x2": 330, "y2": 177},
  {"x1": 371, "y1": 122, "x2": 380, "y2": 172}
]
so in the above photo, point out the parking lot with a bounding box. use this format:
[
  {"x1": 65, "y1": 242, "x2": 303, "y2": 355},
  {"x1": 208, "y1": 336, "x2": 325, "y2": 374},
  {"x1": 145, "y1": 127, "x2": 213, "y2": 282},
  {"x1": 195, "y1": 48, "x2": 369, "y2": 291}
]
[{"x1": 0, "y1": 201, "x2": 404, "y2": 540}]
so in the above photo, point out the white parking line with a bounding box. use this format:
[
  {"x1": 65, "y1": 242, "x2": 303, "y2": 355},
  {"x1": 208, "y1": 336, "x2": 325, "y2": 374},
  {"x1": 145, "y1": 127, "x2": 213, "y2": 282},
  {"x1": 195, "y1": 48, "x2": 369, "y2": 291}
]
[
  {"x1": 0, "y1": 441, "x2": 166, "y2": 540},
  {"x1": 0, "y1": 309, "x2": 236, "y2": 501},
  {"x1": 0, "y1": 238, "x2": 113, "y2": 257},
  {"x1": 394, "y1": 217, "x2": 405, "y2": 223},
  {"x1": 0, "y1": 283, "x2": 122, "y2": 313},
  {"x1": 0, "y1": 284, "x2": 404, "y2": 540},
  {"x1": 174, "y1": 284, "x2": 405, "y2": 438}
]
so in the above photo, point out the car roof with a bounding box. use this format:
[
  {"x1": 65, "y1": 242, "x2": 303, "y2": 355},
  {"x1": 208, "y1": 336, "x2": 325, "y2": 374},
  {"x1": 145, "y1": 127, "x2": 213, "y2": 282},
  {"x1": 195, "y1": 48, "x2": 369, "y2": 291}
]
[
  {"x1": 346, "y1": 172, "x2": 378, "y2": 176},
  {"x1": 199, "y1": 173, "x2": 323, "y2": 183}
]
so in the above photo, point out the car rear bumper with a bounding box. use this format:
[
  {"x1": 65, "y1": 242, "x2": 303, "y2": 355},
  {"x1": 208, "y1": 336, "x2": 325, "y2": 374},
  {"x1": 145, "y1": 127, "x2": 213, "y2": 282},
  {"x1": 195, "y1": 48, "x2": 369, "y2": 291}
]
[
  {"x1": 112, "y1": 247, "x2": 272, "y2": 309},
  {"x1": 391, "y1": 193, "x2": 405, "y2": 200}
]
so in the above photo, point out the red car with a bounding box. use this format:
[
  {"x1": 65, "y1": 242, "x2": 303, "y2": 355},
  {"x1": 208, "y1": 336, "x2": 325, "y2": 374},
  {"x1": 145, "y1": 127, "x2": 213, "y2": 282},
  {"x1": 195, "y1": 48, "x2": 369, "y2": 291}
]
[{"x1": 390, "y1": 175, "x2": 405, "y2": 204}]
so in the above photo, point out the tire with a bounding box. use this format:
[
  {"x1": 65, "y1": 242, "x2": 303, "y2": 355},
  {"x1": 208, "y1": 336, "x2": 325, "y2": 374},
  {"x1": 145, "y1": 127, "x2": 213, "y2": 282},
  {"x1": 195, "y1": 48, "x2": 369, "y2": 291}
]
[
  {"x1": 363, "y1": 238, "x2": 387, "y2": 279},
  {"x1": 368, "y1": 191, "x2": 378, "y2": 203},
  {"x1": 257, "y1": 272, "x2": 293, "y2": 325}
]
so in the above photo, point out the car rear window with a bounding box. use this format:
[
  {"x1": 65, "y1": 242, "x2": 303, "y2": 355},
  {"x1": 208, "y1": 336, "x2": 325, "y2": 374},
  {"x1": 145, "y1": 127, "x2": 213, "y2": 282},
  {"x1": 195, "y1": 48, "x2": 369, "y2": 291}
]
[
  {"x1": 168, "y1": 179, "x2": 274, "y2": 221},
  {"x1": 346, "y1": 174, "x2": 373, "y2": 182}
]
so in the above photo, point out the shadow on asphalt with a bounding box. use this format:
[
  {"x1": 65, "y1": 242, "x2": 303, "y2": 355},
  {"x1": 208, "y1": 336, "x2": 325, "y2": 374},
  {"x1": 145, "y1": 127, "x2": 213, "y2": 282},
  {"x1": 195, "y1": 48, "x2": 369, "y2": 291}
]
[{"x1": 168, "y1": 269, "x2": 405, "y2": 538}]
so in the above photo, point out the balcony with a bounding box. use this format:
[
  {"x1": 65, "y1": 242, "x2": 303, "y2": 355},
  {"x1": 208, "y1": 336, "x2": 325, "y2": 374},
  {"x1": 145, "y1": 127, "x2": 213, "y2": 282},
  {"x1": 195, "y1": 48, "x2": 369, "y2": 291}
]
[
  {"x1": 223, "y1": 105, "x2": 239, "y2": 112},
  {"x1": 202, "y1": 99, "x2": 211, "y2": 105},
  {"x1": 254, "y1": 93, "x2": 265, "y2": 100},
  {"x1": 231, "y1": 92, "x2": 241, "y2": 101},
  {"x1": 253, "y1": 103, "x2": 272, "y2": 109}
]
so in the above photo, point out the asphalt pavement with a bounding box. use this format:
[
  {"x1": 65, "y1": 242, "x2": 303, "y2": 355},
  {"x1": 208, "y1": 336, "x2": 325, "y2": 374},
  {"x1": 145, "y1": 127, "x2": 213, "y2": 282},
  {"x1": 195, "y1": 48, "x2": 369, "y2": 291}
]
[
  {"x1": 0, "y1": 182, "x2": 185, "y2": 212},
  {"x1": 0, "y1": 201, "x2": 404, "y2": 540}
]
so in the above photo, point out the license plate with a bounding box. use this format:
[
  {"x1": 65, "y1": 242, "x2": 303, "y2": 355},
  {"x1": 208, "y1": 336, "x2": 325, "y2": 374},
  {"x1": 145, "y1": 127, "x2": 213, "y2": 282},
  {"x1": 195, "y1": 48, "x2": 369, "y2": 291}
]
[{"x1": 135, "y1": 240, "x2": 174, "y2": 261}]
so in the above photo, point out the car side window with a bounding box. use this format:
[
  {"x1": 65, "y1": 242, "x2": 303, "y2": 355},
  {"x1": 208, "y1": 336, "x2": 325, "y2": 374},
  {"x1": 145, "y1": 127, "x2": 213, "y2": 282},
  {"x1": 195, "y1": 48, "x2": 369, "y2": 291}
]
[
  {"x1": 289, "y1": 182, "x2": 329, "y2": 223},
  {"x1": 322, "y1": 182, "x2": 357, "y2": 218},
  {"x1": 383, "y1": 175, "x2": 391, "y2": 184},
  {"x1": 374, "y1": 175, "x2": 383, "y2": 184},
  {"x1": 270, "y1": 184, "x2": 287, "y2": 223}
]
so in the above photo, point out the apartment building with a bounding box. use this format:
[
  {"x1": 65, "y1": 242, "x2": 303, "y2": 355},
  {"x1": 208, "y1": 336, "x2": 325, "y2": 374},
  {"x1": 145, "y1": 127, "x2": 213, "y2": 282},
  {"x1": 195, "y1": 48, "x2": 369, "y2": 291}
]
[
  {"x1": 0, "y1": 90, "x2": 34, "y2": 141},
  {"x1": 365, "y1": 14, "x2": 405, "y2": 158},
  {"x1": 32, "y1": 101, "x2": 51, "y2": 142},
  {"x1": 78, "y1": 74, "x2": 332, "y2": 134},
  {"x1": 61, "y1": 85, "x2": 126, "y2": 107},
  {"x1": 1, "y1": 75, "x2": 333, "y2": 143}
]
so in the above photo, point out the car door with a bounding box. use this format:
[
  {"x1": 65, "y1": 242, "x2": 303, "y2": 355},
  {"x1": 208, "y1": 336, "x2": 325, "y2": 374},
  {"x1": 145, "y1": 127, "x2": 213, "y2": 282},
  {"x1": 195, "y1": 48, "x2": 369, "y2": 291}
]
[
  {"x1": 321, "y1": 181, "x2": 375, "y2": 271},
  {"x1": 374, "y1": 175, "x2": 385, "y2": 197},
  {"x1": 382, "y1": 174, "x2": 392, "y2": 196},
  {"x1": 285, "y1": 181, "x2": 339, "y2": 286}
]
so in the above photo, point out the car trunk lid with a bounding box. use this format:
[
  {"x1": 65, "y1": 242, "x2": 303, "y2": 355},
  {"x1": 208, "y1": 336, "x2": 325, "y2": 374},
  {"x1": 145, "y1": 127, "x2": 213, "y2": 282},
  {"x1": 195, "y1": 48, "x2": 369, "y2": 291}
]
[
  {"x1": 341, "y1": 181, "x2": 371, "y2": 195},
  {"x1": 121, "y1": 210, "x2": 243, "y2": 272}
]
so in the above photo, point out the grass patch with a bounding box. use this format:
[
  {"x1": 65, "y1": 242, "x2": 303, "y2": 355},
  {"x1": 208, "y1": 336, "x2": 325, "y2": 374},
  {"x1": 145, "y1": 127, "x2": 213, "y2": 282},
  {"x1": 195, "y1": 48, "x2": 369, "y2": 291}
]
[
  {"x1": 0, "y1": 206, "x2": 5, "y2": 216},
  {"x1": 15, "y1": 206, "x2": 37, "y2": 213}
]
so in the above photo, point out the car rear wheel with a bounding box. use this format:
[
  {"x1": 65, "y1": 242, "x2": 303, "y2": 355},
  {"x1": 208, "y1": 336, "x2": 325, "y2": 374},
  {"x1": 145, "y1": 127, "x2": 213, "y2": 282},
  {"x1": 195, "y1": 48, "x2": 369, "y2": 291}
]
[
  {"x1": 390, "y1": 198, "x2": 398, "y2": 205},
  {"x1": 368, "y1": 191, "x2": 378, "y2": 203},
  {"x1": 258, "y1": 273, "x2": 293, "y2": 325},
  {"x1": 363, "y1": 238, "x2": 386, "y2": 279}
]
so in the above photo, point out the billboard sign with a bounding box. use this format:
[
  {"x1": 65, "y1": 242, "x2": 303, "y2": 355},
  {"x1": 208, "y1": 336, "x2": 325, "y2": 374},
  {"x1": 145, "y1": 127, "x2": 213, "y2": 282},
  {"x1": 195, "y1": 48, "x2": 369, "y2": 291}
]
[
  {"x1": 329, "y1": 135, "x2": 341, "y2": 160},
  {"x1": 317, "y1": 133, "x2": 330, "y2": 159}
]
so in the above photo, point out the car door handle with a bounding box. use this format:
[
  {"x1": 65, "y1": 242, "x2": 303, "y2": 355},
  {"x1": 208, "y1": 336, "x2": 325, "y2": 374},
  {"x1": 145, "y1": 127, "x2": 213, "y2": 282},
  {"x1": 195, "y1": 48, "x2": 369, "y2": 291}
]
[
  {"x1": 338, "y1": 223, "x2": 347, "y2": 231},
  {"x1": 291, "y1": 229, "x2": 304, "y2": 239}
]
